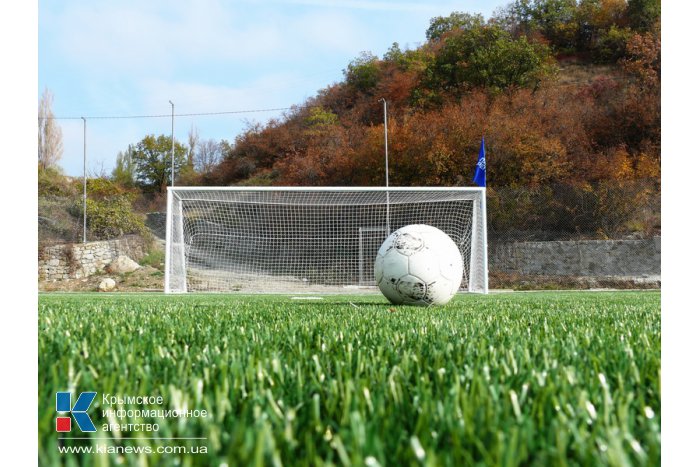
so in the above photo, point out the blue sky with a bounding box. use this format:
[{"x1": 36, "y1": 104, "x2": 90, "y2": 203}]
[{"x1": 39, "y1": 0, "x2": 506, "y2": 177}]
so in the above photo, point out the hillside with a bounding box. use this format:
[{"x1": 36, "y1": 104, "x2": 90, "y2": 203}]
[{"x1": 198, "y1": 3, "x2": 660, "y2": 240}]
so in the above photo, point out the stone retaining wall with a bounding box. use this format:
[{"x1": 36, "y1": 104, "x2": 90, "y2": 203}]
[
  {"x1": 39, "y1": 235, "x2": 147, "y2": 281},
  {"x1": 41, "y1": 234, "x2": 659, "y2": 284},
  {"x1": 490, "y1": 236, "x2": 660, "y2": 278}
]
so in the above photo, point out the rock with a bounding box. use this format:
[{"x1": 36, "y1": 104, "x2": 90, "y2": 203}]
[
  {"x1": 98, "y1": 278, "x2": 116, "y2": 292},
  {"x1": 107, "y1": 255, "x2": 141, "y2": 274}
]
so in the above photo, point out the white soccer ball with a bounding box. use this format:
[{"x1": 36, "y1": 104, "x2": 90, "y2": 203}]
[{"x1": 374, "y1": 224, "x2": 464, "y2": 306}]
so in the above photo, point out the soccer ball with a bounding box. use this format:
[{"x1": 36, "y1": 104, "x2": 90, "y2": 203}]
[{"x1": 374, "y1": 224, "x2": 464, "y2": 306}]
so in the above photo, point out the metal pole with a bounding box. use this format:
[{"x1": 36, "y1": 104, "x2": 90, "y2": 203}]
[
  {"x1": 169, "y1": 100, "x2": 175, "y2": 186},
  {"x1": 379, "y1": 98, "x2": 389, "y2": 235},
  {"x1": 81, "y1": 117, "x2": 87, "y2": 243}
]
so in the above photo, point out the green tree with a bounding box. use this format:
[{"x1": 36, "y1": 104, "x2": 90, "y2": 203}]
[
  {"x1": 132, "y1": 134, "x2": 188, "y2": 193},
  {"x1": 187, "y1": 124, "x2": 199, "y2": 168},
  {"x1": 492, "y1": 0, "x2": 536, "y2": 35},
  {"x1": 344, "y1": 51, "x2": 381, "y2": 93},
  {"x1": 592, "y1": 25, "x2": 633, "y2": 63},
  {"x1": 383, "y1": 42, "x2": 404, "y2": 63},
  {"x1": 425, "y1": 12, "x2": 485, "y2": 41},
  {"x1": 383, "y1": 42, "x2": 430, "y2": 74},
  {"x1": 112, "y1": 144, "x2": 136, "y2": 187},
  {"x1": 305, "y1": 107, "x2": 339, "y2": 129},
  {"x1": 426, "y1": 25, "x2": 553, "y2": 96},
  {"x1": 530, "y1": 0, "x2": 578, "y2": 35},
  {"x1": 626, "y1": 0, "x2": 661, "y2": 31},
  {"x1": 495, "y1": 0, "x2": 579, "y2": 52}
]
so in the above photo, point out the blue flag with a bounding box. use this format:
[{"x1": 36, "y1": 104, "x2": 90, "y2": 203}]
[{"x1": 473, "y1": 137, "x2": 486, "y2": 187}]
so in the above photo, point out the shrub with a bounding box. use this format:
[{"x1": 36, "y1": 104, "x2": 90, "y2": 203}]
[
  {"x1": 592, "y1": 26, "x2": 633, "y2": 63},
  {"x1": 70, "y1": 195, "x2": 148, "y2": 240},
  {"x1": 139, "y1": 249, "x2": 165, "y2": 271},
  {"x1": 38, "y1": 166, "x2": 77, "y2": 197}
]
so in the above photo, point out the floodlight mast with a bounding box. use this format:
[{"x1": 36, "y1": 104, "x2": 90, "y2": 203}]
[
  {"x1": 380, "y1": 98, "x2": 389, "y2": 235},
  {"x1": 81, "y1": 117, "x2": 87, "y2": 243}
]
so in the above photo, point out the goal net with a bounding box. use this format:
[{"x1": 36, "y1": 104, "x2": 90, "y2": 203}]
[{"x1": 165, "y1": 187, "x2": 488, "y2": 294}]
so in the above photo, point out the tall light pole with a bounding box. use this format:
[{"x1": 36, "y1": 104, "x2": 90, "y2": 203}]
[
  {"x1": 81, "y1": 117, "x2": 87, "y2": 243},
  {"x1": 379, "y1": 98, "x2": 389, "y2": 234},
  {"x1": 169, "y1": 100, "x2": 175, "y2": 186}
]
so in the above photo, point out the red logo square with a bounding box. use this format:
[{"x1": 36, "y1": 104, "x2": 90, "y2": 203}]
[{"x1": 56, "y1": 417, "x2": 71, "y2": 432}]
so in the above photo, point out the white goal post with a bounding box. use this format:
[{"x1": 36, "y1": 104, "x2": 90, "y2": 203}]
[{"x1": 165, "y1": 187, "x2": 488, "y2": 294}]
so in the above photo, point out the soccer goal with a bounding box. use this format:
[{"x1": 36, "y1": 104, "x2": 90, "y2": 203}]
[{"x1": 165, "y1": 187, "x2": 488, "y2": 294}]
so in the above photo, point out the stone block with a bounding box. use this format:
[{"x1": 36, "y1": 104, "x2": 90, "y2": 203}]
[{"x1": 98, "y1": 278, "x2": 116, "y2": 291}]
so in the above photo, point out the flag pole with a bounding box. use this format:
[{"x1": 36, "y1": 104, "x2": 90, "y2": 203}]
[{"x1": 479, "y1": 133, "x2": 488, "y2": 292}]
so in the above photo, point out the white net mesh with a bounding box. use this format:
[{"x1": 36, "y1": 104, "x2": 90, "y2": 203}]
[{"x1": 165, "y1": 188, "x2": 487, "y2": 293}]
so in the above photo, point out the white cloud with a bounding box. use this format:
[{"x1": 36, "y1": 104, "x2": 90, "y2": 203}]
[
  {"x1": 43, "y1": 0, "x2": 375, "y2": 78},
  {"x1": 57, "y1": 73, "x2": 334, "y2": 176},
  {"x1": 58, "y1": 118, "x2": 145, "y2": 177},
  {"x1": 139, "y1": 76, "x2": 296, "y2": 114},
  {"x1": 293, "y1": 10, "x2": 375, "y2": 55}
]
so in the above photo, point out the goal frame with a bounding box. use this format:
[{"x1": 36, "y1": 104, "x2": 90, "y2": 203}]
[{"x1": 165, "y1": 186, "x2": 488, "y2": 294}]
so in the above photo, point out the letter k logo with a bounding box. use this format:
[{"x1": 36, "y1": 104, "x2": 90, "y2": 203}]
[{"x1": 56, "y1": 392, "x2": 97, "y2": 432}]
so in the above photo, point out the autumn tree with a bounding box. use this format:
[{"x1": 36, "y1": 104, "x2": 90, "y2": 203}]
[
  {"x1": 623, "y1": 27, "x2": 660, "y2": 90},
  {"x1": 194, "y1": 139, "x2": 224, "y2": 174},
  {"x1": 493, "y1": 0, "x2": 636, "y2": 59},
  {"x1": 38, "y1": 88, "x2": 63, "y2": 170}
]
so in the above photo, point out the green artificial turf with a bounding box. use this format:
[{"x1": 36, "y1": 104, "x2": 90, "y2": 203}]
[{"x1": 38, "y1": 291, "x2": 660, "y2": 466}]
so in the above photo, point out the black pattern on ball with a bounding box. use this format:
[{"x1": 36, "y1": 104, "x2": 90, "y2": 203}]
[{"x1": 393, "y1": 232, "x2": 424, "y2": 256}]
